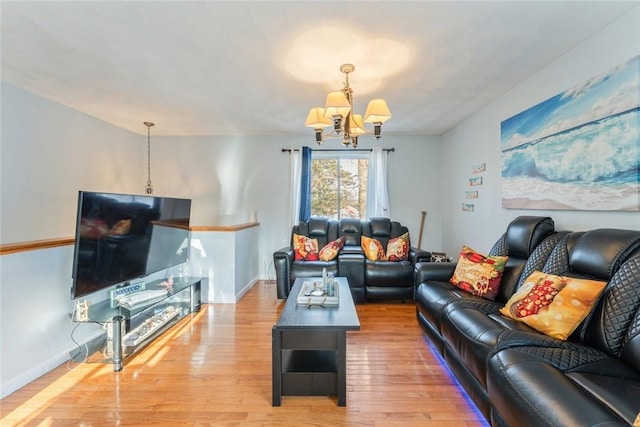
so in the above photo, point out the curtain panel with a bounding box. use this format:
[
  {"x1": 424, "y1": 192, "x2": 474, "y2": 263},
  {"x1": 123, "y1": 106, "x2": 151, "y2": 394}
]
[
  {"x1": 289, "y1": 148, "x2": 302, "y2": 227},
  {"x1": 298, "y1": 146, "x2": 312, "y2": 223},
  {"x1": 366, "y1": 146, "x2": 391, "y2": 218}
]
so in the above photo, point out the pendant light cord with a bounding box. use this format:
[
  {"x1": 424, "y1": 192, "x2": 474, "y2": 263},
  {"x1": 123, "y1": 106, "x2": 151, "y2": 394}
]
[{"x1": 144, "y1": 121, "x2": 154, "y2": 194}]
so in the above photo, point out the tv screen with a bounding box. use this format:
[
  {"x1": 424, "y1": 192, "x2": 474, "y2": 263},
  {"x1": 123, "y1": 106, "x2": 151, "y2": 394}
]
[{"x1": 70, "y1": 191, "x2": 192, "y2": 299}]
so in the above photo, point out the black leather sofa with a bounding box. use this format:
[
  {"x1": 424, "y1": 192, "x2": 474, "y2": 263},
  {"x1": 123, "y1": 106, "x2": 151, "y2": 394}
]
[
  {"x1": 274, "y1": 217, "x2": 430, "y2": 302},
  {"x1": 414, "y1": 216, "x2": 640, "y2": 426}
]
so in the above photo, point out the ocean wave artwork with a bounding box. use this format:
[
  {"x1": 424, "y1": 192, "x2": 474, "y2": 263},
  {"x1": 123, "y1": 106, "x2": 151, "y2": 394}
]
[{"x1": 501, "y1": 55, "x2": 639, "y2": 211}]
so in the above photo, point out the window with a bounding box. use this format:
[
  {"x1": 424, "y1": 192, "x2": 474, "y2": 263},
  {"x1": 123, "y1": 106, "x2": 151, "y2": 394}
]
[{"x1": 310, "y1": 153, "x2": 368, "y2": 219}]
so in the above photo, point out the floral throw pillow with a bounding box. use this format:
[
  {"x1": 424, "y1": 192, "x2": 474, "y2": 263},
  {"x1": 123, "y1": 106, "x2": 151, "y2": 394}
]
[
  {"x1": 293, "y1": 234, "x2": 319, "y2": 261},
  {"x1": 449, "y1": 246, "x2": 508, "y2": 300},
  {"x1": 319, "y1": 236, "x2": 346, "y2": 261},
  {"x1": 361, "y1": 236, "x2": 386, "y2": 261},
  {"x1": 386, "y1": 232, "x2": 410, "y2": 261},
  {"x1": 500, "y1": 271, "x2": 606, "y2": 340}
]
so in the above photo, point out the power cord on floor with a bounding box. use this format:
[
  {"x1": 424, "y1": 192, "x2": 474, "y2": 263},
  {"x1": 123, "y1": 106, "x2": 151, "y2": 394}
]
[
  {"x1": 66, "y1": 322, "x2": 91, "y2": 369},
  {"x1": 263, "y1": 259, "x2": 276, "y2": 284}
]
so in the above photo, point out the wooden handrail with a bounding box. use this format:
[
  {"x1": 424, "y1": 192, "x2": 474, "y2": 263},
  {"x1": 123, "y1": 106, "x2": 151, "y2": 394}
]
[
  {"x1": 0, "y1": 237, "x2": 74, "y2": 255},
  {"x1": 0, "y1": 222, "x2": 260, "y2": 255},
  {"x1": 190, "y1": 222, "x2": 260, "y2": 232}
]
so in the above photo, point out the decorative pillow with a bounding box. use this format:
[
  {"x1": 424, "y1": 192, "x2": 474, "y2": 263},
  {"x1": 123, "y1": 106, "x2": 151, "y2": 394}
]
[
  {"x1": 79, "y1": 218, "x2": 110, "y2": 238},
  {"x1": 500, "y1": 271, "x2": 606, "y2": 340},
  {"x1": 318, "y1": 236, "x2": 346, "y2": 261},
  {"x1": 361, "y1": 236, "x2": 386, "y2": 261},
  {"x1": 292, "y1": 234, "x2": 319, "y2": 261},
  {"x1": 109, "y1": 219, "x2": 131, "y2": 235},
  {"x1": 386, "y1": 232, "x2": 410, "y2": 261},
  {"x1": 449, "y1": 246, "x2": 508, "y2": 300}
]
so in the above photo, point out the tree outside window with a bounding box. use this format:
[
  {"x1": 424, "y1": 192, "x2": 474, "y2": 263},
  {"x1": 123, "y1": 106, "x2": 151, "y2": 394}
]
[{"x1": 311, "y1": 155, "x2": 368, "y2": 219}]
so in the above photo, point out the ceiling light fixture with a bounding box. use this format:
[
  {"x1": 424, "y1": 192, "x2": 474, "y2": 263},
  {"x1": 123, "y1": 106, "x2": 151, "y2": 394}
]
[
  {"x1": 305, "y1": 64, "x2": 392, "y2": 148},
  {"x1": 144, "y1": 121, "x2": 154, "y2": 194}
]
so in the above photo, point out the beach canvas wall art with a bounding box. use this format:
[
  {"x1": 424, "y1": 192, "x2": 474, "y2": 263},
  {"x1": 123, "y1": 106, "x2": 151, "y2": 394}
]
[{"x1": 501, "y1": 55, "x2": 639, "y2": 211}]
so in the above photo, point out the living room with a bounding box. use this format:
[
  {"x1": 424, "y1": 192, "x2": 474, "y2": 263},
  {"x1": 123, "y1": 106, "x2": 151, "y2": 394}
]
[{"x1": 1, "y1": 1, "x2": 639, "y2": 424}]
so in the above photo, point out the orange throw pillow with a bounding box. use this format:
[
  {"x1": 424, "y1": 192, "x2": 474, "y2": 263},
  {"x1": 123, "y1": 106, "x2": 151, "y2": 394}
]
[
  {"x1": 500, "y1": 271, "x2": 606, "y2": 340},
  {"x1": 293, "y1": 234, "x2": 319, "y2": 261},
  {"x1": 361, "y1": 236, "x2": 386, "y2": 261},
  {"x1": 449, "y1": 246, "x2": 508, "y2": 300}
]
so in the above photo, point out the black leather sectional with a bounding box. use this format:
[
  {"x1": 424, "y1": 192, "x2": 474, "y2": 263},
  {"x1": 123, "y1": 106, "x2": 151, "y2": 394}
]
[
  {"x1": 274, "y1": 217, "x2": 430, "y2": 302},
  {"x1": 414, "y1": 216, "x2": 640, "y2": 426}
]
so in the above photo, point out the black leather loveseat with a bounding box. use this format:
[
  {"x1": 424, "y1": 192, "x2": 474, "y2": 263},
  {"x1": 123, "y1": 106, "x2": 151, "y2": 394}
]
[
  {"x1": 414, "y1": 216, "x2": 640, "y2": 426},
  {"x1": 274, "y1": 217, "x2": 429, "y2": 302}
]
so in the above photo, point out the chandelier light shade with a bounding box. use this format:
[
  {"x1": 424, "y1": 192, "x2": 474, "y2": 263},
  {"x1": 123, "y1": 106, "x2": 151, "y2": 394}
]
[
  {"x1": 144, "y1": 121, "x2": 154, "y2": 195},
  {"x1": 305, "y1": 63, "x2": 392, "y2": 147},
  {"x1": 324, "y1": 91, "x2": 351, "y2": 121},
  {"x1": 364, "y1": 99, "x2": 392, "y2": 138},
  {"x1": 304, "y1": 107, "x2": 332, "y2": 142}
]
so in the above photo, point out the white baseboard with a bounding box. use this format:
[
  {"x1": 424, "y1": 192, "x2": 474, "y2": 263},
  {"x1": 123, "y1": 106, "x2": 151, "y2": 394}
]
[
  {"x1": 1, "y1": 328, "x2": 104, "y2": 398},
  {"x1": 235, "y1": 276, "x2": 259, "y2": 302}
]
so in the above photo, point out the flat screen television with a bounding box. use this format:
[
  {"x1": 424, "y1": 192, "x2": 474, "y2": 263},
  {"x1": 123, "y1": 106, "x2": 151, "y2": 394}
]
[{"x1": 70, "y1": 191, "x2": 192, "y2": 299}]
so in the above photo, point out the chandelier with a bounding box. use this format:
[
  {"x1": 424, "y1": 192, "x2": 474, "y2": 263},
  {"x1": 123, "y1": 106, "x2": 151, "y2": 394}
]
[
  {"x1": 143, "y1": 121, "x2": 154, "y2": 194},
  {"x1": 304, "y1": 63, "x2": 392, "y2": 148}
]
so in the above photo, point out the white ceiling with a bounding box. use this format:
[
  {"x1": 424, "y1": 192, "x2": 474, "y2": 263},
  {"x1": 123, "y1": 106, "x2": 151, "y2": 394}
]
[{"x1": 1, "y1": 1, "x2": 637, "y2": 137}]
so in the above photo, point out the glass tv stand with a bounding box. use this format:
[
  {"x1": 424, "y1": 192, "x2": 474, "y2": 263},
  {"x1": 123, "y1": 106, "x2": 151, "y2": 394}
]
[{"x1": 73, "y1": 276, "x2": 202, "y2": 371}]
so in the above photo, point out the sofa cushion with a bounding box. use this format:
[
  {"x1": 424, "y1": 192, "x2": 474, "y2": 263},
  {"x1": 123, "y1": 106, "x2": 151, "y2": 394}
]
[
  {"x1": 450, "y1": 246, "x2": 508, "y2": 300},
  {"x1": 487, "y1": 346, "x2": 637, "y2": 426},
  {"x1": 293, "y1": 234, "x2": 319, "y2": 260},
  {"x1": 488, "y1": 216, "x2": 557, "y2": 303},
  {"x1": 362, "y1": 236, "x2": 385, "y2": 261},
  {"x1": 338, "y1": 218, "x2": 362, "y2": 246},
  {"x1": 318, "y1": 236, "x2": 346, "y2": 261},
  {"x1": 500, "y1": 271, "x2": 606, "y2": 340},
  {"x1": 569, "y1": 229, "x2": 640, "y2": 280}
]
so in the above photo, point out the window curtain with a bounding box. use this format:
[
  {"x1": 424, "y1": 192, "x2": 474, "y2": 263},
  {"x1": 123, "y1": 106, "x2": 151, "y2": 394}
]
[
  {"x1": 289, "y1": 148, "x2": 302, "y2": 228},
  {"x1": 298, "y1": 146, "x2": 312, "y2": 222},
  {"x1": 366, "y1": 146, "x2": 390, "y2": 218}
]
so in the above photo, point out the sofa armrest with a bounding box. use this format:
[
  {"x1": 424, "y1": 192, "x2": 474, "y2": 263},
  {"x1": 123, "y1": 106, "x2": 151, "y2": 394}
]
[
  {"x1": 273, "y1": 247, "x2": 294, "y2": 299},
  {"x1": 414, "y1": 261, "x2": 457, "y2": 286},
  {"x1": 410, "y1": 247, "x2": 431, "y2": 264}
]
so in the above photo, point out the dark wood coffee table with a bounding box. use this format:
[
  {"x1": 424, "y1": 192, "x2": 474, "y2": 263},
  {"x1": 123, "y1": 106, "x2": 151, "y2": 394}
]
[{"x1": 272, "y1": 277, "x2": 360, "y2": 406}]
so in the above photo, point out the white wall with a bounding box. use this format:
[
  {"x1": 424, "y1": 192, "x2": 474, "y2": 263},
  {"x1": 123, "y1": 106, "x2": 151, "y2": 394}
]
[
  {"x1": 189, "y1": 226, "x2": 260, "y2": 303},
  {"x1": 1, "y1": 83, "x2": 143, "y2": 243},
  {"x1": 440, "y1": 6, "x2": 640, "y2": 256}
]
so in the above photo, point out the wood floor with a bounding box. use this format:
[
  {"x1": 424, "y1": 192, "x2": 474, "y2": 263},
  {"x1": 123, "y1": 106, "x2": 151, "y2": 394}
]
[{"x1": 1, "y1": 281, "x2": 487, "y2": 426}]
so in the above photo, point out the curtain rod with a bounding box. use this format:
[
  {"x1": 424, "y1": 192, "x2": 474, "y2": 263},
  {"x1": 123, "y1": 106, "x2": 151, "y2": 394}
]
[{"x1": 281, "y1": 148, "x2": 395, "y2": 153}]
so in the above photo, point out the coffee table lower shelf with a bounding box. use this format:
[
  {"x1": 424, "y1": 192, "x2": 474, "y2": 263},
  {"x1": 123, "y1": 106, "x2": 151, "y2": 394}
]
[{"x1": 272, "y1": 329, "x2": 346, "y2": 406}]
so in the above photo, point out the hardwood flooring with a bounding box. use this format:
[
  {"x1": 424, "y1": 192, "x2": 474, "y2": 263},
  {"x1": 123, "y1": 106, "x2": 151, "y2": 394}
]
[{"x1": 1, "y1": 281, "x2": 487, "y2": 426}]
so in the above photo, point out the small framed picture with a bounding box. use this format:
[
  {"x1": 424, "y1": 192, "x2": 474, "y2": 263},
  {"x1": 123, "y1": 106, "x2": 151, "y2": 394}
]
[
  {"x1": 469, "y1": 176, "x2": 483, "y2": 186},
  {"x1": 430, "y1": 252, "x2": 449, "y2": 262},
  {"x1": 472, "y1": 162, "x2": 486, "y2": 173},
  {"x1": 466, "y1": 190, "x2": 478, "y2": 199},
  {"x1": 462, "y1": 203, "x2": 475, "y2": 212}
]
